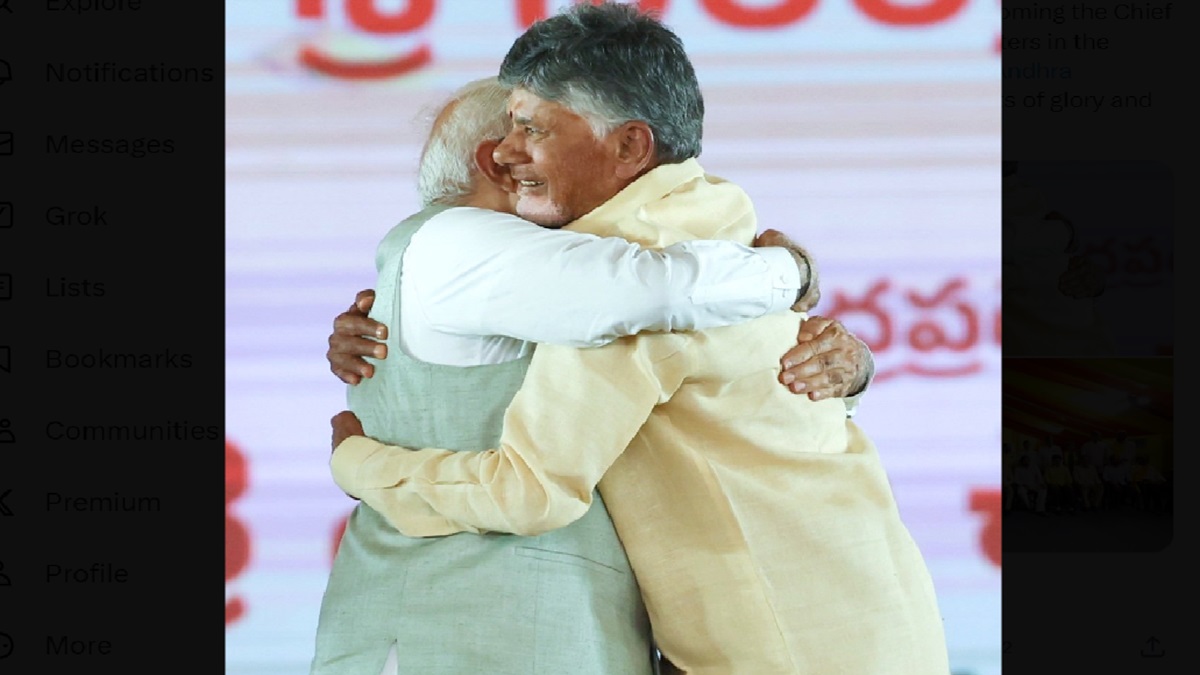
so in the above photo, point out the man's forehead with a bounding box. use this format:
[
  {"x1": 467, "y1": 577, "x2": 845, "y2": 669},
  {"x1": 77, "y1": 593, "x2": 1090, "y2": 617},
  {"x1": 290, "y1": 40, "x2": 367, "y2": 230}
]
[{"x1": 506, "y1": 88, "x2": 569, "y2": 118}]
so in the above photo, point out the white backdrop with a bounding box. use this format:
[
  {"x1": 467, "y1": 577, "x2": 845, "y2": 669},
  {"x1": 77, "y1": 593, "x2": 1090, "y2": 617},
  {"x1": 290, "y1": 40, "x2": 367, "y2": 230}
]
[{"x1": 225, "y1": 1, "x2": 1002, "y2": 673}]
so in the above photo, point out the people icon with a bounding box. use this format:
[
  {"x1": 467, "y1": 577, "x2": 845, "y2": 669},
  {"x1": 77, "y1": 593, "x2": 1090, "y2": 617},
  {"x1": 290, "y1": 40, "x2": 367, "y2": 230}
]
[{"x1": 0, "y1": 419, "x2": 13, "y2": 443}]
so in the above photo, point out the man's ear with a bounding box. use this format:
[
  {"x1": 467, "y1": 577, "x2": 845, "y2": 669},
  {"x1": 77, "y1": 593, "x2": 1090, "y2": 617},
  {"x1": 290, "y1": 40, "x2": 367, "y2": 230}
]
[
  {"x1": 613, "y1": 121, "x2": 655, "y2": 180},
  {"x1": 475, "y1": 139, "x2": 516, "y2": 193}
]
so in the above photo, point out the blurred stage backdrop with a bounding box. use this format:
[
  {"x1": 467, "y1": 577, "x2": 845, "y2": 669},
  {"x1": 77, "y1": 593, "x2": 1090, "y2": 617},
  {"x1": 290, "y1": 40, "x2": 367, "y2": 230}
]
[{"x1": 226, "y1": 1, "x2": 1002, "y2": 673}]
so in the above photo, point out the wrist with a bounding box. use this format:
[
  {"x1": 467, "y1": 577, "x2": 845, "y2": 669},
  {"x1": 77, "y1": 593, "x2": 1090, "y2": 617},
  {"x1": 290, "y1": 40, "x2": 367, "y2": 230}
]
[
  {"x1": 791, "y1": 248, "x2": 815, "y2": 307},
  {"x1": 847, "y1": 344, "x2": 874, "y2": 395}
]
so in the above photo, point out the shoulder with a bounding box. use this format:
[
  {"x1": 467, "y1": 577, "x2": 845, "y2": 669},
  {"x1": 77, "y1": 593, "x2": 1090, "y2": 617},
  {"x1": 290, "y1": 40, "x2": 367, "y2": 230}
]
[
  {"x1": 407, "y1": 207, "x2": 537, "y2": 260},
  {"x1": 639, "y1": 170, "x2": 756, "y2": 243},
  {"x1": 691, "y1": 172, "x2": 753, "y2": 208},
  {"x1": 418, "y1": 207, "x2": 532, "y2": 240}
]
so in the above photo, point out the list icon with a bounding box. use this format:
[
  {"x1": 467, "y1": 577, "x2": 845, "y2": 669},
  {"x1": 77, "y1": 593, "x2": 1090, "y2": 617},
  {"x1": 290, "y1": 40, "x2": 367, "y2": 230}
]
[{"x1": 0, "y1": 273, "x2": 10, "y2": 299}]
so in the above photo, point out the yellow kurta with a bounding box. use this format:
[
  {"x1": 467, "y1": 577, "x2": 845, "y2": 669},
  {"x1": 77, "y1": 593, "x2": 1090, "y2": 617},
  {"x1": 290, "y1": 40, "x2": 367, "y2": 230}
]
[{"x1": 332, "y1": 159, "x2": 949, "y2": 674}]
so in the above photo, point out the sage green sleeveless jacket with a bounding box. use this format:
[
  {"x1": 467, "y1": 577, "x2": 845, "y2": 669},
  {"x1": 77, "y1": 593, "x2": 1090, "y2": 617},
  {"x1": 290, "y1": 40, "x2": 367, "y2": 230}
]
[{"x1": 310, "y1": 206, "x2": 653, "y2": 674}]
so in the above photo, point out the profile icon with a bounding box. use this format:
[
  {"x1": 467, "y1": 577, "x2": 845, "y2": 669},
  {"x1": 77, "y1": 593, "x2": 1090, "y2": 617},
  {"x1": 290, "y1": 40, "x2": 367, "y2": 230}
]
[
  {"x1": 0, "y1": 419, "x2": 12, "y2": 443},
  {"x1": 0, "y1": 59, "x2": 10, "y2": 86}
]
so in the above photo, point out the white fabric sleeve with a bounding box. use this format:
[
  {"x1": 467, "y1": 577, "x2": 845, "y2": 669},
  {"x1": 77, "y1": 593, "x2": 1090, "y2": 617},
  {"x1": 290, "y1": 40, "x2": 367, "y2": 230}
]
[{"x1": 406, "y1": 207, "x2": 802, "y2": 347}]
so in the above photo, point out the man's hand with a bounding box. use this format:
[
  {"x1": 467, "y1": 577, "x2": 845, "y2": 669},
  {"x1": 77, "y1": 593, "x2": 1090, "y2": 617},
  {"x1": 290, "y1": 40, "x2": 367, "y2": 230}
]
[
  {"x1": 331, "y1": 410, "x2": 366, "y2": 453},
  {"x1": 778, "y1": 316, "x2": 872, "y2": 401},
  {"x1": 327, "y1": 289, "x2": 389, "y2": 385},
  {"x1": 753, "y1": 229, "x2": 820, "y2": 312}
]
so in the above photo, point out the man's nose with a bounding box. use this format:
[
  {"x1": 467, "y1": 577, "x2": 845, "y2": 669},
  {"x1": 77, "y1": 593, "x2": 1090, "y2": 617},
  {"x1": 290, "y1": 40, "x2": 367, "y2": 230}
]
[{"x1": 493, "y1": 132, "x2": 525, "y2": 165}]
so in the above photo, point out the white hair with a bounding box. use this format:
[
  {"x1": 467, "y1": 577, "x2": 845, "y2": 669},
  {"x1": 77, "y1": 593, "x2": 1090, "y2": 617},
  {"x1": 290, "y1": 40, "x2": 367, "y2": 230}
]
[{"x1": 417, "y1": 77, "x2": 512, "y2": 207}]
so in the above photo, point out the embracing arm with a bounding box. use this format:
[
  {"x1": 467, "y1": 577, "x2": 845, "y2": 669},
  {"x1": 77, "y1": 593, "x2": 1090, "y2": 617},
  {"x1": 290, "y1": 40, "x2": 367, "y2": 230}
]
[
  {"x1": 331, "y1": 335, "x2": 687, "y2": 537},
  {"x1": 328, "y1": 210, "x2": 814, "y2": 384},
  {"x1": 407, "y1": 208, "x2": 806, "y2": 347}
]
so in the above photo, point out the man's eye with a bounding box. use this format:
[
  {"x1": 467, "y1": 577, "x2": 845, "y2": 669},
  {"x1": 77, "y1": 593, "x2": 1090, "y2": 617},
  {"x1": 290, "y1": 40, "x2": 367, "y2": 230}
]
[{"x1": 525, "y1": 126, "x2": 539, "y2": 135}]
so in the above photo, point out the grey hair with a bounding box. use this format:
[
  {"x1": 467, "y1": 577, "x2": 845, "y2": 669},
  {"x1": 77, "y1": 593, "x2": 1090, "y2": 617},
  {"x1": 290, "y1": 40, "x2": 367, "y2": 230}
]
[
  {"x1": 417, "y1": 77, "x2": 512, "y2": 207},
  {"x1": 498, "y1": 1, "x2": 703, "y2": 163}
]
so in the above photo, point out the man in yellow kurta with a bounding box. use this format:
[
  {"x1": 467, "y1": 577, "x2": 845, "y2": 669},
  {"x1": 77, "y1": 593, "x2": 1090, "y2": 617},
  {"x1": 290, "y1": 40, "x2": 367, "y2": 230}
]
[{"x1": 331, "y1": 3, "x2": 948, "y2": 673}]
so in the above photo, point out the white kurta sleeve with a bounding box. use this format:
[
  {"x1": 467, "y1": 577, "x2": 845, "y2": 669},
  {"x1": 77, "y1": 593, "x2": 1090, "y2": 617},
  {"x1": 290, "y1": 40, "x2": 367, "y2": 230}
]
[{"x1": 404, "y1": 207, "x2": 801, "y2": 347}]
